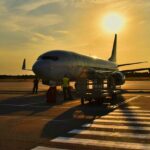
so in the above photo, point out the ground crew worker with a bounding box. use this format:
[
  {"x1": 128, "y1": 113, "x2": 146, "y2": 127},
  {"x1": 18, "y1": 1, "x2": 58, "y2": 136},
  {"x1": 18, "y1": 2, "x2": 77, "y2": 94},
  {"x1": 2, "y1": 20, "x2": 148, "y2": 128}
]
[
  {"x1": 62, "y1": 75, "x2": 72, "y2": 100},
  {"x1": 32, "y1": 78, "x2": 39, "y2": 94}
]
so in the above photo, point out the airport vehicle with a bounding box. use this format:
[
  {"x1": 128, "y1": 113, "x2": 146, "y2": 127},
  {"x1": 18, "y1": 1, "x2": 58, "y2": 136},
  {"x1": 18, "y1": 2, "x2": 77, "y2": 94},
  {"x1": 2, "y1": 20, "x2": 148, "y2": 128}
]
[{"x1": 22, "y1": 34, "x2": 150, "y2": 104}]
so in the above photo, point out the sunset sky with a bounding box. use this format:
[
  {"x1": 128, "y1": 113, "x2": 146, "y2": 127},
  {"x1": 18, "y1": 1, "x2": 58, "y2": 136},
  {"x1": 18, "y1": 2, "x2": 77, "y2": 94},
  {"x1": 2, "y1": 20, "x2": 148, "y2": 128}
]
[{"x1": 0, "y1": 0, "x2": 150, "y2": 74}]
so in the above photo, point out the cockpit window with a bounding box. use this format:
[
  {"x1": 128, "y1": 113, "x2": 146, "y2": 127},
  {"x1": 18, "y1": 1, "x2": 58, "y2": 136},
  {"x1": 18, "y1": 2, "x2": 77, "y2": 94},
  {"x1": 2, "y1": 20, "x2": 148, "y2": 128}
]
[{"x1": 41, "y1": 56, "x2": 58, "y2": 61}]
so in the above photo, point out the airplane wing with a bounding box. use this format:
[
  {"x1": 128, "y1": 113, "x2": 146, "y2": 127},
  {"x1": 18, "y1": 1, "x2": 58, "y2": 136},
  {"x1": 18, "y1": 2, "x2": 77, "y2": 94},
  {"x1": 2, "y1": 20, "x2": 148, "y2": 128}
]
[
  {"x1": 118, "y1": 61, "x2": 147, "y2": 67},
  {"x1": 121, "y1": 67, "x2": 150, "y2": 73}
]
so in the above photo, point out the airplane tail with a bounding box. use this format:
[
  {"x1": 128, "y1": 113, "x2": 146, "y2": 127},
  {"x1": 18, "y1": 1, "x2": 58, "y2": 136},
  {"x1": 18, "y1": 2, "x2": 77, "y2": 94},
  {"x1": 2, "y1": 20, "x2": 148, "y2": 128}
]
[
  {"x1": 22, "y1": 59, "x2": 26, "y2": 70},
  {"x1": 108, "y1": 34, "x2": 117, "y2": 63},
  {"x1": 22, "y1": 58, "x2": 32, "y2": 71}
]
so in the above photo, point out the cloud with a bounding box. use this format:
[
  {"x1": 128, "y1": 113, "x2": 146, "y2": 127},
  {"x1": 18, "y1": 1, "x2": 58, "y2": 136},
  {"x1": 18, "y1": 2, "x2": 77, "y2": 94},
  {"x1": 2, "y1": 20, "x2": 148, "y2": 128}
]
[
  {"x1": 0, "y1": 0, "x2": 150, "y2": 53},
  {"x1": 0, "y1": 0, "x2": 64, "y2": 51},
  {"x1": 31, "y1": 32, "x2": 55, "y2": 42},
  {"x1": 18, "y1": 0, "x2": 61, "y2": 12},
  {"x1": 18, "y1": 14, "x2": 62, "y2": 30},
  {"x1": 27, "y1": 0, "x2": 70, "y2": 16},
  {"x1": 55, "y1": 30, "x2": 69, "y2": 34}
]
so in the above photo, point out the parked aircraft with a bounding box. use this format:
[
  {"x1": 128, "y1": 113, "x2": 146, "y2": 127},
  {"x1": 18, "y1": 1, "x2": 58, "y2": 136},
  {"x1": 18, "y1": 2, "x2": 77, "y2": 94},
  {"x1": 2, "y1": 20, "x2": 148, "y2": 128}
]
[{"x1": 22, "y1": 34, "x2": 149, "y2": 86}]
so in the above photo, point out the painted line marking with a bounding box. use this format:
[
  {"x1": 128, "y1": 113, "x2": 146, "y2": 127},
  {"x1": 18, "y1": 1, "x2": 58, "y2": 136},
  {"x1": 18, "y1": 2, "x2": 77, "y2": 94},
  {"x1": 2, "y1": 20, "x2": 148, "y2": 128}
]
[
  {"x1": 0, "y1": 104, "x2": 28, "y2": 107},
  {"x1": 109, "y1": 112, "x2": 150, "y2": 116},
  {"x1": 101, "y1": 115, "x2": 150, "y2": 120},
  {"x1": 0, "y1": 103, "x2": 74, "y2": 108},
  {"x1": 42, "y1": 119, "x2": 69, "y2": 122},
  {"x1": 25, "y1": 102, "x2": 45, "y2": 106},
  {"x1": 112, "y1": 95, "x2": 141, "y2": 109},
  {"x1": 51, "y1": 137, "x2": 150, "y2": 149},
  {"x1": 31, "y1": 146, "x2": 68, "y2": 150},
  {"x1": 0, "y1": 103, "x2": 50, "y2": 107},
  {"x1": 124, "y1": 106, "x2": 140, "y2": 109},
  {"x1": 53, "y1": 106, "x2": 73, "y2": 109},
  {"x1": 145, "y1": 96, "x2": 150, "y2": 98},
  {"x1": 69, "y1": 129, "x2": 150, "y2": 139},
  {"x1": 115, "y1": 110, "x2": 150, "y2": 113},
  {"x1": 93, "y1": 119, "x2": 150, "y2": 125},
  {"x1": 83, "y1": 123, "x2": 150, "y2": 131},
  {"x1": 0, "y1": 102, "x2": 45, "y2": 107},
  {"x1": 0, "y1": 115, "x2": 21, "y2": 119}
]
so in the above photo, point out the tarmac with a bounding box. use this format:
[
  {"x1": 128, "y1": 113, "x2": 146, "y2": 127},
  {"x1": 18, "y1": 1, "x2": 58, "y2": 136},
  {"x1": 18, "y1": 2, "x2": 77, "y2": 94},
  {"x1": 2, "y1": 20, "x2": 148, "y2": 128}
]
[{"x1": 0, "y1": 80, "x2": 150, "y2": 150}]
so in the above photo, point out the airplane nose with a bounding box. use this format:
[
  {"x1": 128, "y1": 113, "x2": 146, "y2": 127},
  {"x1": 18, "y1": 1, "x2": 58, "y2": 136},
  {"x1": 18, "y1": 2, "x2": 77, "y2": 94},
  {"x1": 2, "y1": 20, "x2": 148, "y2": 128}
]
[
  {"x1": 32, "y1": 61, "x2": 42, "y2": 75},
  {"x1": 32, "y1": 60, "x2": 49, "y2": 78}
]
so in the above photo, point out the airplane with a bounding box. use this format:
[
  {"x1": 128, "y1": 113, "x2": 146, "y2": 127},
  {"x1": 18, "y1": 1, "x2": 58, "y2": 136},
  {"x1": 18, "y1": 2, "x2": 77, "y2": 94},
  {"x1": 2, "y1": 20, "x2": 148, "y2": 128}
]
[{"x1": 22, "y1": 34, "x2": 150, "y2": 87}]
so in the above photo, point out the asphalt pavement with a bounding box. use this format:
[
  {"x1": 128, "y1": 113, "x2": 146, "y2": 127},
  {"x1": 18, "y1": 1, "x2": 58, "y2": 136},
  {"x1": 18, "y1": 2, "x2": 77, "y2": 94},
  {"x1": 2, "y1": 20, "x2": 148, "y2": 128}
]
[{"x1": 0, "y1": 81, "x2": 150, "y2": 150}]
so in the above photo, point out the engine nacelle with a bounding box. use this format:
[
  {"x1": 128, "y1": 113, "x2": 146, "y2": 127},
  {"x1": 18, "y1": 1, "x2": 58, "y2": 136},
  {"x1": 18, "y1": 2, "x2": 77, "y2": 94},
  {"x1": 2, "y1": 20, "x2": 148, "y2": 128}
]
[{"x1": 112, "y1": 72, "x2": 125, "y2": 85}]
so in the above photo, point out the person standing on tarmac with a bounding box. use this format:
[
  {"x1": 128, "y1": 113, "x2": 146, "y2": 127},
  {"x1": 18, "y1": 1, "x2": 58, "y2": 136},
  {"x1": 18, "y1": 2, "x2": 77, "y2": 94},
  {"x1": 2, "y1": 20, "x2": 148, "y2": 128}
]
[
  {"x1": 62, "y1": 75, "x2": 72, "y2": 100},
  {"x1": 32, "y1": 78, "x2": 39, "y2": 94}
]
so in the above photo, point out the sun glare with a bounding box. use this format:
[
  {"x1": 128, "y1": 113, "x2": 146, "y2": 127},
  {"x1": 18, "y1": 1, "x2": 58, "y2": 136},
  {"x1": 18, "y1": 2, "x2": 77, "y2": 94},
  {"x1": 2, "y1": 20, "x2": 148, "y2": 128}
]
[{"x1": 102, "y1": 13, "x2": 124, "y2": 33}]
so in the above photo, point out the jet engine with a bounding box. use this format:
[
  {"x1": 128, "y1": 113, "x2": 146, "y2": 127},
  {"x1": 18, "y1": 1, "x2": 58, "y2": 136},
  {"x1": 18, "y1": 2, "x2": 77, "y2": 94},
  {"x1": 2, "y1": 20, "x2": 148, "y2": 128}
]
[{"x1": 112, "y1": 72, "x2": 125, "y2": 85}]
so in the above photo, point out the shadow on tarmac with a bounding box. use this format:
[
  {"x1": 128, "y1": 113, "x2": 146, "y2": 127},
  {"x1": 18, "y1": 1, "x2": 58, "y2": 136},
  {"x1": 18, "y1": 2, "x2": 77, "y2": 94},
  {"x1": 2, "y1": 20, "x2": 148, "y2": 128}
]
[
  {"x1": 0, "y1": 91, "x2": 147, "y2": 140},
  {"x1": 41, "y1": 94, "x2": 148, "y2": 141},
  {"x1": 41, "y1": 94, "x2": 128, "y2": 139},
  {"x1": 0, "y1": 94, "x2": 51, "y2": 115}
]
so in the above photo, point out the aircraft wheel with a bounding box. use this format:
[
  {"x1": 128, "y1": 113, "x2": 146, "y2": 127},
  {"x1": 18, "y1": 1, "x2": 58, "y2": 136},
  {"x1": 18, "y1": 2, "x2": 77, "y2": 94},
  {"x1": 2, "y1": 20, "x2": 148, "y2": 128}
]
[
  {"x1": 111, "y1": 92, "x2": 117, "y2": 105},
  {"x1": 81, "y1": 97, "x2": 85, "y2": 105},
  {"x1": 99, "y1": 97, "x2": 105, "y2": 105}
]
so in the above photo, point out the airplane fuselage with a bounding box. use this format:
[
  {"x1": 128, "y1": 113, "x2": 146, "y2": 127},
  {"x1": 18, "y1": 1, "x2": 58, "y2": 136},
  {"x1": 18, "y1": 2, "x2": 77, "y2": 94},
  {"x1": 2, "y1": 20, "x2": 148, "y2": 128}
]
[{"x1": 32, "y1": 50, "x2": 118, "y2": 82}]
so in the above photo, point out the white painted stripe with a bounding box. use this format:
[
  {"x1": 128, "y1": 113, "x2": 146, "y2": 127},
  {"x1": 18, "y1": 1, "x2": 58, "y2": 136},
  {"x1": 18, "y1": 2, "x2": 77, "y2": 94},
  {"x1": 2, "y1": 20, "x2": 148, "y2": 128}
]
[
  {"x1": 28, "y1": 105, "x2": 50, "y2": 108},
  {"x1": 0, "y1": 104, "x2": 50, "y2": 108},
  {"x1": 124, "y1": 106, "x2": 140, "y2": 109},
  {"x1": 53, "y1": 106, "x2": 73, "y2": 109},
  {"x1": 0, "y1": 102, "x2": 46, "y2": 107},
  {"x1": 83, "y1": 123, "x2": 150, "y2": 131},
  {"x1": 31, "y1": 146, "x2": 67, "y2": 150},
  {"x1": 112, "y1": 95, "x2": 141, "y2": 109},
  {"x1": 0, "y1": 103, "x2": 72, "y2": 108},
  {"x1": 25, "y1": 102, "x2": 45, "y2": 106},
  {"x1": 115, "y1": 110, "x2": 150, "y2": 113},
  {"x1": 42, "y1": 119, "x2": 68, "y2": 122},
  {"x1": 145, "y1": 96, "x2": 150, "y2": 98},
  {"x1": 94, "y1": 119, "x2": 150, "y2": 125},
  {"x1": 0, "y1": 115, "x2": 21, "y2": 119},
  {"x1": 102, "y1": 115, "x2": 150, "y2": 120},
  {"x1": 69, "y1": 129, "x2": 150, "y2": 139},
  {"x1": 109, "y1": 112, "x2": 150, "y2": 116},
  {"x1": 52, "y1": 137, "x2": 150, "y2": 149},
  {"x1": 0, "y1": 104, "x2": 28, "y2": 107}
]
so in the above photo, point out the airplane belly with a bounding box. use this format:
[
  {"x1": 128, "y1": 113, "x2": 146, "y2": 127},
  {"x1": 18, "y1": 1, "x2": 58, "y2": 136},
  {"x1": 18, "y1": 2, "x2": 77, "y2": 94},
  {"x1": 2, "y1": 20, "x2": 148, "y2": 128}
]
[
  {"x1": 69, "y1": 66, "x2": 84, "y2": 79},
  {"x1": 49, "y1": 65, "x2": 85, "y2": 81}
]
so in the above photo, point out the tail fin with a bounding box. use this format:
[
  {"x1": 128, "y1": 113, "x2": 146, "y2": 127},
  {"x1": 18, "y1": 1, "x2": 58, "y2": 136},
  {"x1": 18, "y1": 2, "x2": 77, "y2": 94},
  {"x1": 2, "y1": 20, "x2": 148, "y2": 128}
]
[
  {"x1": 22, "y1": 59, "x2": 32, "y2": 71},
  {"x1": 108, "y1": 34, "x2": 117, "y2": 62}
]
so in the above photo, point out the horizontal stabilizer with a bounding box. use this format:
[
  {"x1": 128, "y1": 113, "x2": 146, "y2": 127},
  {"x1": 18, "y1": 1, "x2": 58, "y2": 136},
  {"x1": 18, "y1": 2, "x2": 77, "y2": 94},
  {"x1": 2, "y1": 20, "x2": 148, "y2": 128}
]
[{"x1": 118, "y1": 61, "x2": 148, "y2": 67}]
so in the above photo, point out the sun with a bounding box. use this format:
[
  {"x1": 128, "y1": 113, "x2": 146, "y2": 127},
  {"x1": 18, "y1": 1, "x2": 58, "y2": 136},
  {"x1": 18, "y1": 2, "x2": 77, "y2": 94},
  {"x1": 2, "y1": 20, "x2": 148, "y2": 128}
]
[{"x1": 102, "y1": 13, "x2": 124, "y2": 33}]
